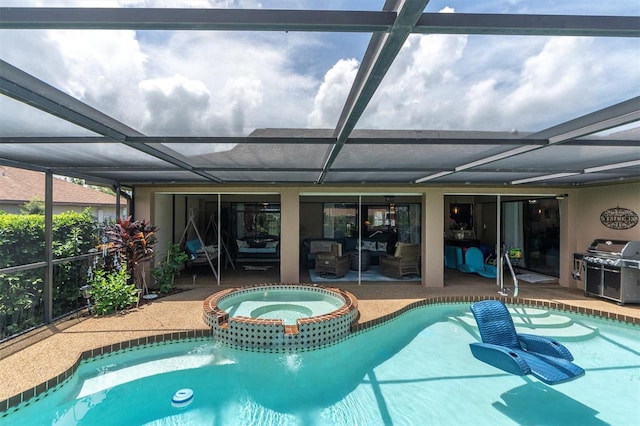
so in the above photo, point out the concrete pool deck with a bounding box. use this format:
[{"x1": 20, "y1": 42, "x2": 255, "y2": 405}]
[{"x1": 1, "y1": 270, "x2": 639, "y2": 407}]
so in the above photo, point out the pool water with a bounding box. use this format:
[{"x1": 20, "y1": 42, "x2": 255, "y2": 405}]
[
  {"x1": 4, "y1": 304, "x2": 639, "y2": 425},
  {"x1": 249, "y1": 303, "x2": 313, "y2": 324},
  {"x1": 217, "y1": 288, "x2": 345, "y2": 325}
]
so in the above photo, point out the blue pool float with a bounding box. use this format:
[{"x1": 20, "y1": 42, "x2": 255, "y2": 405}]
[
  {"x1": 171, "y1": 388, "x2": 194, "y2": 407},
  {"x1": 459, "y1": 247, "x2": 497, "y2": 278},
  {"x1": 469, "y1": 300, "x2": 585, "y2": 385}
]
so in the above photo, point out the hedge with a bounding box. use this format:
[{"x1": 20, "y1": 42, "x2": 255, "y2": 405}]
[{"x1": 0, "y1": 209, "x2": 100, "y2": 340}]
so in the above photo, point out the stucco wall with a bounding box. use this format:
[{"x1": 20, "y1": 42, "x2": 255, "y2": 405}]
[
  {"x1": 564, "y1": 182, "x2": 640, "y2": 289},
  {"x1": 570, "y1": 182, "x2": 640, "y2": 251}
]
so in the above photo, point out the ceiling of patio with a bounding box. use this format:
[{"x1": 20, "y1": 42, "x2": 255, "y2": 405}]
[{"x1": 1, "y1": 1, "x2": 639, "y2": 188}]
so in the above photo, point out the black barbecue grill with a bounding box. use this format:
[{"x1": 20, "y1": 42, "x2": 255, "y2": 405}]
[{"x1": 582, "y1": 239, "x2": 640, "y2": 304}]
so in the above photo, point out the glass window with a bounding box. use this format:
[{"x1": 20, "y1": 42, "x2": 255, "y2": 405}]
[
  {"x1": 323, "y1": 204, "x2": 357, "y2": 239},
  {"x1": 232, "y1": 203, "x2": 281, "y2": 239},
  {"x1": 397, "y1": 204, "x2": 421, "y2": 244},
  {"x1": 323, "y1": 202, "x2": 421, "y2": 244}
]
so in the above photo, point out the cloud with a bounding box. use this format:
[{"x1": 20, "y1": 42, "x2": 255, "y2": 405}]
[
  {"x1": 356, "y1": 32, "x2": 469, "y2": 130},
  {"x1": 138, "y1": 30, "x2": 318, "y2": 135},
  {"x1": 0, "y1": 1, "x2": 638, "y2": 140},
  {"x1": 46, "y1": 30, "x2": 148, "y2": 123},
  {"x1": 1, "y1": 0, "x2": 320, "y2": 137},
  {"x1": 307, "y1": 58, "x2": 359, "y2": 128},
  {"x1": 0, "y1": 27, "x2": 148, "y2": 135},
  {"x1": 462, "y1": 37, "x2": 637, "y2": 130},
  {"x1": 503, "y1": 38, "x2": 603, "y2": 124},
  {"x1": 356, "y1": 31, "x2": 638, "y2": 132},
  {"x1": 139, "y1": 75, "x2": 213, "y2": 135},
  {"x1": 139, "y1": 72, "x2": 269, "y2": 137}
]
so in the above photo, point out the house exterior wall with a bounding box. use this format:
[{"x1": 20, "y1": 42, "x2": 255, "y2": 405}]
[
  {"x1": 564, "y1": 182, "x2": 640, "y2": 289},
  {"x1": 423, "y1": 189, "x2": 445, "y2": 287},
  {"x1": 133, "y1": 182, "x2": 639, "y2": 289},
  {"x1": 0, "y1": 203, "x2": 117, "y2": 220},
  {"x1": 280, "y1": 188, "x2": 300, "y2": 283},
  {"x1": 154, "y1": 194, "x2": 174, "y2": 261}
]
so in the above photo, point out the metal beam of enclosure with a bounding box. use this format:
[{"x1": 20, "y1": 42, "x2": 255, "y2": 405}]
[
  {"x1": 1, "y1": 8, "x2": 638, "y2": 38},
  {"x1": 0, "y1": 60, "x2": 223, "y2": 183},
  {"x1": 0, "y1": 7, "x2": 637, "y2": 187},
  {"x1": 319, "y1": 0, "x2": 431, "y2": 183},
  {"x1": 0, "y1": 8, "x2": 395, "y2": 32}
]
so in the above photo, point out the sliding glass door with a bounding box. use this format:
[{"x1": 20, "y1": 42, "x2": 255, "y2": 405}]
[{"x1": 502, "y1": 198, "x2": 560, "y2": 276}]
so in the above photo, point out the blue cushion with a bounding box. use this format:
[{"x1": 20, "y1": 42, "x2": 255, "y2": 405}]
[{"x1": 185, "y1": 239, "x2": 202, "y2": 254}]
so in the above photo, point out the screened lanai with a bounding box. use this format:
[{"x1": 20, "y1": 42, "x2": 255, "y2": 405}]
[
  {"x1": 0, "y1": 1, "x2": 638, "y2": 186},
  {"x1": 0, "y1": 2, "x2": 639, "y2": 338}
]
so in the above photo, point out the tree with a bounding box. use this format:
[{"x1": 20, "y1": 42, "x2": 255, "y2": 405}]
[{"x1": 21, "y1": 197, "x2": 45, "y2": 215}]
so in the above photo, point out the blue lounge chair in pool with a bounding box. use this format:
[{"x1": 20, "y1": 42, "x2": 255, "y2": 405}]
[
  {"x1": 469, "y1": 300, "x2": 585, "y2": 385},
  {"x1": 459, "y1": 247, "x2": 497, "y2": 278}
]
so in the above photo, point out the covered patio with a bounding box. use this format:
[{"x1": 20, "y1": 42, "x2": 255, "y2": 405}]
[{"x1": 1, "y1": 3, "x2": 638, "y2": 292}]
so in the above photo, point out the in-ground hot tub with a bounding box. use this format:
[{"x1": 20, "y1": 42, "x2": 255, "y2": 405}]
[{"x1": 203, "y1": 284, "x2": 359, "y2": 352}]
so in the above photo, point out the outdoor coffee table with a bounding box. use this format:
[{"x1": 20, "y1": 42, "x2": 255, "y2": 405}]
[{"x1": 349, "y1": 250, "x2": 371, "y2": 271}]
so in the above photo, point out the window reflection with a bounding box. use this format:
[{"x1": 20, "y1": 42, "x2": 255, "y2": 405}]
[{"x1": 323, "y1": 202, "x2": 421, "y2": 246}]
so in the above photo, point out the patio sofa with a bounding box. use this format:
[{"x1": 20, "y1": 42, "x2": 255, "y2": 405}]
[{"x1": 234, "y1": 235, "x2": 280, "y2": 259}]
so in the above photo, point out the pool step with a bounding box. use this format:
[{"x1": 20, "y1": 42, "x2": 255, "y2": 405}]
[
  {"x1": 511, "y1": 313, "x2": 573, "y2": 328},
  {"x1": 507, "y1": 306, "x2": 556, "y2": 318},
  {"x1": 458, "y1": 311, "x2": 598, "y2": 341}
]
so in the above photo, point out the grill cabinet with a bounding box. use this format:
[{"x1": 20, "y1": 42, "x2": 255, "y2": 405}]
[{"x1": 582, "y1": 239, "x2": 640, "y2": 305}]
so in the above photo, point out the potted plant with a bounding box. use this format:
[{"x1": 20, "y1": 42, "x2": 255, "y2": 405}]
[
  {"x1": 152, "y1": 243, "x2": 188, "y2": 294},
  {"x1": 105, "y1": 216, "x2": 157, "y2": 293}
]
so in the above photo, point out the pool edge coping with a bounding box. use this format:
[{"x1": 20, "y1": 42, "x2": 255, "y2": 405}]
[{"x1": 2, "y1": 293, "x2": 638, "y2": 414}]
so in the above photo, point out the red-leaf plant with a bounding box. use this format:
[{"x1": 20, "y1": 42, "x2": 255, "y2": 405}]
[{"x1": 106, "y1": 216, "x2": 158, "y2": 272}]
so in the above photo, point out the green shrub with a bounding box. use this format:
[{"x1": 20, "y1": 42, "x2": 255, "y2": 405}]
[
  {"x1": 1, "y1": 211, "x2": 101, "y2": 338},
  {"x1": 21, "y1": 197, "x2": 45, "y2": 215},
  {"x1": 0, "y1": 214, "x2": 45, "y2": 268},
  {"x1": 152, "y1": 243, "x2": 188, "y2": 293},
  {"x1": 88, "y1": 268, "x2": 139, "y2": 315},
  {"x1": 51, "y1": 211, "x2": 100, "y2": 317}
]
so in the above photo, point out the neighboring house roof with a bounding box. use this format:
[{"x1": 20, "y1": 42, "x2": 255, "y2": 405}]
[{"x1": 0, "y1": 166, "x2": 117, "y2": 206}]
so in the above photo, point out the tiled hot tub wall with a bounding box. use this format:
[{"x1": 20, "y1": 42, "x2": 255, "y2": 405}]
[{"x1": 203, "y1": 284, "x2": 359, "y2": 352}]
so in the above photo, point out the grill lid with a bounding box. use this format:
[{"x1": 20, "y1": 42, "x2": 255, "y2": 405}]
[{"x1": 587, "y1": 239, "x2": 640, "y2": 259}]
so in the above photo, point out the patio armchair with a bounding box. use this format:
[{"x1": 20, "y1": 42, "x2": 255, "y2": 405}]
[
  {"x1": 315, "y1": 243, "x2": 351, "y2": 278},
  {"x1": 379, "y1": 243, "x2": 420, "y2": 279}
]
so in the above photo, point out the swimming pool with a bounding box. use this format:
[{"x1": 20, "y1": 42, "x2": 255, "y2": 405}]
[{"x1": 3, "y1": 303, "x2": 639, "y2": 425}]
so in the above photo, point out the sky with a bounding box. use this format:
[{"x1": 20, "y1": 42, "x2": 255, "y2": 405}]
[{"x1": 0, "y1": 0, "x2": 638, "y2": 139}]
